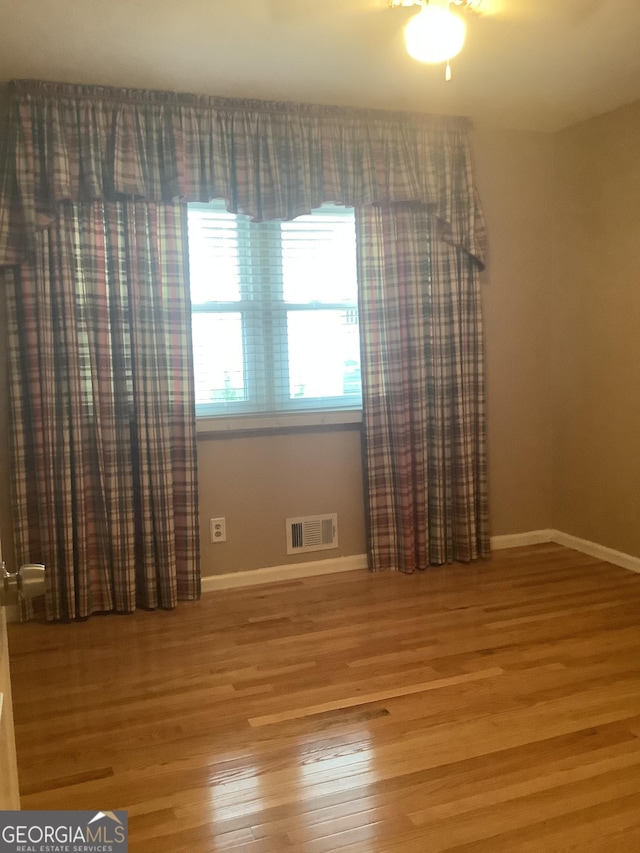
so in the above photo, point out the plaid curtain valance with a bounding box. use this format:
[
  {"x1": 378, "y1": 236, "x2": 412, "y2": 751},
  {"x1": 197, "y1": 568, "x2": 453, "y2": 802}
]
[{"x1": 0, "y1": 78, "x2": 485, "y2": 266}]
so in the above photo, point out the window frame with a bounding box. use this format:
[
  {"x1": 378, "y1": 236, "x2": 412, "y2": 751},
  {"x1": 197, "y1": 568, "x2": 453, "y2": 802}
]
[{"x1": 188, "y1": 201, "x2": 362, "y2": 422}]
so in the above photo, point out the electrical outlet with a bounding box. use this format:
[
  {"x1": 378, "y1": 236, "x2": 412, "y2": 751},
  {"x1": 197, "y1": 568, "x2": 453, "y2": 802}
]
[{"x1": 210, "y1": 517, "x2": 226, "y2": 543}]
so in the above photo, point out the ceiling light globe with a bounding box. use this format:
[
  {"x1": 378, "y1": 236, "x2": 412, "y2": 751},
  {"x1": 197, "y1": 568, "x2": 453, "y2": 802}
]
[{"x1": 404, "y1": 6, "x2": 466, "y2": 65}]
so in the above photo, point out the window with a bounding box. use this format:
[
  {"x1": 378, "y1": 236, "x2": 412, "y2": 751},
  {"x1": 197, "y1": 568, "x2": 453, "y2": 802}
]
[{"x1": 187, "y1": 201, "x2": 361, "y2": 419}]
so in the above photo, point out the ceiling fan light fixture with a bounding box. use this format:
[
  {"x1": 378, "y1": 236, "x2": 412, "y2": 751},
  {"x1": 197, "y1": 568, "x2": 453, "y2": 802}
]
[{"x1": 404, "y1": 3, "x2": 467, "y2": 65}]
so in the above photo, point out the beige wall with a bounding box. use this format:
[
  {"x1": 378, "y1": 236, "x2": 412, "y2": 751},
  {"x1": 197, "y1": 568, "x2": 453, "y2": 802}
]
[
  {"x1": 552, "y1": 101, "x2": 640, "y2": 557},
  {"x1": 0, "y1": 103, "x2": 557, "y2": 576},
  {"x1": 198, "y1": 426, "x2": 366, "y2": 575},
  {"x1": 197, "y1": 125, "x2": 556, "y2": 575},
  {"x1": 1, "y1": 85, "x2": 638, "y2": 573},
  {"x1": 472, "y1": 125, "x2": 554, "y2": 537}
]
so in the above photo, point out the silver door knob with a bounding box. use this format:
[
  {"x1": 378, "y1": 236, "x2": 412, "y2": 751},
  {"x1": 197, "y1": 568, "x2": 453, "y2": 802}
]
[
  {"x1": 2, "y1": 562, "x2": 46, "y2": 605},
  {"x1": 17, "y1": 564, "x2": 46, "y2": 601}
]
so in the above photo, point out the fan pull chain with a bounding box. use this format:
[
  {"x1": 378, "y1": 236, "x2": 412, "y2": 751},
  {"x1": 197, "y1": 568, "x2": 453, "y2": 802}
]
[{"x1": 445, "y1": 60, "x2": 452, "y2": 81}]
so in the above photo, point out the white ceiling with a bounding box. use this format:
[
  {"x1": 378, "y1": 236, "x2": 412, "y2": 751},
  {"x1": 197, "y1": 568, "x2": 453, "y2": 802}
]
[{"x1": 1, "y1": 0, "x2": 640, "y2": 132}]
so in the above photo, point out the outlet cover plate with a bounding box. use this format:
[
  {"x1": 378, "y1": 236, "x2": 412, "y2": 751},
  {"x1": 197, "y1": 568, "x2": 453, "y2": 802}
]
[{"x1": 210, "y1": 517, "x2": 226, "y2": 543}]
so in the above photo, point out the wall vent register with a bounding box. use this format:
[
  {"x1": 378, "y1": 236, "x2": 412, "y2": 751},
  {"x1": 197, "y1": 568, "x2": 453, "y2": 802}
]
[{"x1": 286, "y1": 514, "x2": 338, "y2": 555}]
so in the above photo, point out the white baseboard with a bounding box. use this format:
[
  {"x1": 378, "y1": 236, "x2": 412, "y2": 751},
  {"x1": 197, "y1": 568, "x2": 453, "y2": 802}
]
[
  {"x1": 550, "y1": 530, "x2": 640, "y2": 574},
  {"x1": 201, "y1": 553, "x2": 369, "y2": 592},
  {"x1": 490, "y1": 530, "x2": 554, "y2": 550},
  {"x1": 201, "y1": 529, "x2": 640, "y2": 594},
  {"x1": 491, "y1": 528, "x2": 640, "y2": 575},
  {"x1": 10, "y1": 532, "x2": 635, "y2": 609}
]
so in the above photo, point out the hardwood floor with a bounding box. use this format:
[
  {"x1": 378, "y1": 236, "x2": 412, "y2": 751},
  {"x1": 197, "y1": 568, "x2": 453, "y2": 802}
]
[{"x1": 7, "y1": 543, "x2": 640, "y2": 851}]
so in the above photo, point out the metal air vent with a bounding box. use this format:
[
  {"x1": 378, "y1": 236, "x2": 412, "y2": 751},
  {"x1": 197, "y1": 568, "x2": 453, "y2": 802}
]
[{"x1": 286, "y1": 513, "x2": 338, "y2": 555}]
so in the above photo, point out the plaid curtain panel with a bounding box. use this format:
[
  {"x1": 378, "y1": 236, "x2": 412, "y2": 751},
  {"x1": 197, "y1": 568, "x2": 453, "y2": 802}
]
[
  {"x1": 357, "y1": 204, "x2": 489, "y2": 571},
  {"x1": 5, "y1": 200, "x2": 200, "y2": 620}
]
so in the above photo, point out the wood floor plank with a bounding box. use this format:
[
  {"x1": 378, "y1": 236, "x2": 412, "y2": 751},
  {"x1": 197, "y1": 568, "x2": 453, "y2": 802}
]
[
  {"x1": 248, "y1": 667, "x2": 504, "y2": 727},
  {"x1": 8, "y1": 543, "x2": 640, "y2": 851}
]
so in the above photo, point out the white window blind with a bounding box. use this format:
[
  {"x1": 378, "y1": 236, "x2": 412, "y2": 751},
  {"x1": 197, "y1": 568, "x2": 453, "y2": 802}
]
[{"x1": 187, "y1": 201, "x2": 361, "y2": 418}]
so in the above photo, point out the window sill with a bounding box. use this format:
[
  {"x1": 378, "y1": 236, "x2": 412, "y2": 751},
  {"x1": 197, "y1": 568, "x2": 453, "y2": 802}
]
[{"x1": 196, "y1": 409, "x2": 362, "y2": 437}]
